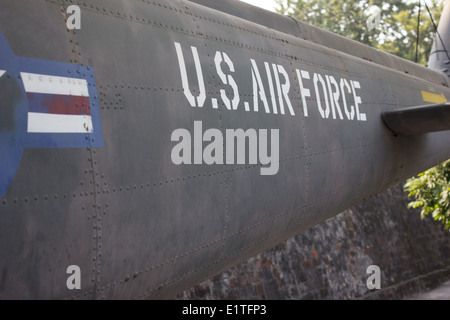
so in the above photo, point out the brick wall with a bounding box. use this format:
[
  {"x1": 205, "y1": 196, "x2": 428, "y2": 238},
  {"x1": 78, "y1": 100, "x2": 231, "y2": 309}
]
[{"x1": 177, "y1": 184, "x2": 450, "y2": 299}]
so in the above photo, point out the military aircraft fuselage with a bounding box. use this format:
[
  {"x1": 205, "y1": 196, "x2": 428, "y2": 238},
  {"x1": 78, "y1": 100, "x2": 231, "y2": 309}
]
[{"x1": 1, "y1": 0, "x2": 450, "y2": 299}]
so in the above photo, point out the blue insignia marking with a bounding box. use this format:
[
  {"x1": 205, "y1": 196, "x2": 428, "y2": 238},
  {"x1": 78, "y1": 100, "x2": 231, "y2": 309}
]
[{"x1": 0, "y1": 32, "x2": 103, "y2": 198}]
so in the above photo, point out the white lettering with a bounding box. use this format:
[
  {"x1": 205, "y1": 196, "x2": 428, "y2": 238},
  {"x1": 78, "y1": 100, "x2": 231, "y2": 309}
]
[
  {"x1": 66, "y1": 265, "x2": 81, "y2": 290},
  {"x1": 214, "y1": 51, "x2": 240, "y2": 110},
  {"x1": 171, "y1": 122, "x2": 279, "y2": 175},
  {"x1": 171, "y1": 128, "x2": 192, "y2": 165},
  {"x1": 366, "y1": 265, "x2": 381, "y2": 290},
  {"x1": 66, "y1": 5, "x2": 81, "y2": 30},
  {"x1": 275, "y1": 64, "x2": 295, "y2": 116},
  {"x1": 340, "y1": 78, "x2": 355, "y2": 120},
  {"x1": 326, "y1": 75, "x2": 344, "y2": 120},
  {"x1": 182, "y1": 304, "x2": 217, "y2": 317},
  {"x1": 203, "y1": 128, "x2": 224, "y2": 165},
  {"x1": 173, "y1": 42, "x2": 367, "y2": 122},
  {"x1": 313, "y1": 73, "x2": 330, "y2": 118},
  {"x1": 259, "y1": 129, "x2": 279, "y2": 176},
  {"x1": 226, "y1": 128, "x2": 258, "y2": 165},
  {"x1": 264, "y1": 62, "x2": 278, "y2": 114},
  {"x1": 250, "y1": 59, "x2": 271, "y2": 114},
  {"x1": 174, "y1": 42, "x2": 206, "y2": 108},
  {"x1": 296, "y1": 69, "x2": 311, "y2": 117},
  {"x1": 351, "y1": 80, "x2": 366, "y2": 121}
]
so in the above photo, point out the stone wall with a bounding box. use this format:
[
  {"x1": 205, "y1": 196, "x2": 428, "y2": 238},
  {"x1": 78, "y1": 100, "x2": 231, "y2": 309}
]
[{"x1": 176, "y1": 184, "x2": 450, "y2": 299}]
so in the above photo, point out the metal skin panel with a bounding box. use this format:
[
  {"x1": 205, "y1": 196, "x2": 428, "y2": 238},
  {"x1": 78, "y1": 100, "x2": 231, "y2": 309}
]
[
  {"x1": 0, "y1": 0, "x2": 450, "y2": 299},
  {"x1": 189, "y1": 0, "x2": 449, "y2": 87}
]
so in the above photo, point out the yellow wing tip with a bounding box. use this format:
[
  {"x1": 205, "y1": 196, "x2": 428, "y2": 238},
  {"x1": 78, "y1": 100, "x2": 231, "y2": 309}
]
[{"x1": 421, "y1": 91, "x2": 448, "y2": 104}]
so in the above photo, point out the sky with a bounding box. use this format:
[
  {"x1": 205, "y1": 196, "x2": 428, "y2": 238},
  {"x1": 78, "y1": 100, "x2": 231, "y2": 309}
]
[
  {"x1": 239, "y1": 0, "x2": 279, "y2": 12},
  {"x1": 239, "y1": 0, "x2": 442, "y2": 13}
]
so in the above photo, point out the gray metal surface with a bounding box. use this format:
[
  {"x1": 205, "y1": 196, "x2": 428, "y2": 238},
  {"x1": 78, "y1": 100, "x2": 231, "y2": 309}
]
[
  {"x1": 0, "y1": 0, "x2": 449, "y2": 299},
  {"x1": 189, "y1": 0, "x2": 449, "y2": 87}
]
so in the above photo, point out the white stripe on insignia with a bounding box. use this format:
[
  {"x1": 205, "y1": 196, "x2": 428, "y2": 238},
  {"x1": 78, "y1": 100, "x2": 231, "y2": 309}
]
[
  {"x1": 27, "y1": 113, "x2": 93, "y2": 133},
  {"x1": 21, "y1": 72, "x2": 89, "y2": 96},
  {"x1": 0, "y1": 70, "x2": 5, "y2": 78}
]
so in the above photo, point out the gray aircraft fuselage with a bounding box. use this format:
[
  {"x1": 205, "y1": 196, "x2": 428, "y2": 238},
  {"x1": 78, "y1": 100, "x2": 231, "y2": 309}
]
[{"x1": 0, "y1": 0, "x2": 450, "y2": 299}]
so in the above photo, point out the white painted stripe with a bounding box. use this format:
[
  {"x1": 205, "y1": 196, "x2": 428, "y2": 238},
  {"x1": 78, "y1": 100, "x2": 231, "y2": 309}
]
[
  {"x1": 27, "y1": 112, "x2": 93, "y2": 133},
  {"x1": 0, "y1": 70, "x2": 5, "y2": 78},
  {"x1": 21, "y1": 72, "x2": 89, "y2": 97}
]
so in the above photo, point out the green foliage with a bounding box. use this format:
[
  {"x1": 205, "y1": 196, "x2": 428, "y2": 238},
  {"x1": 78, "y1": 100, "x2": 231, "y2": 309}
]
[
  {"x1": 376, "y1": 0, "x2": 443, "y2": 65},
  {"x1": 275, "y1": 0, "x2": 444, "y2": 65},
  {"x1": 404, "y1": 160, "x2": 450, "y2": 231}
]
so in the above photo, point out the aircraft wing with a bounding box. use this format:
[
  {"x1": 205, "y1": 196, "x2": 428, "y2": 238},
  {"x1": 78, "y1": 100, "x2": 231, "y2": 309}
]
[{"x1": 382, "y1": 102, "x2": 450, "y2": 135}]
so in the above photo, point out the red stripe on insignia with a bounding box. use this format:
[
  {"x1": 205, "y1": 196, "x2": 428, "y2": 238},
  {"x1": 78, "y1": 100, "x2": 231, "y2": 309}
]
[{"x1": 27, "y1": 93, "x2": 91, "y2": 116}]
